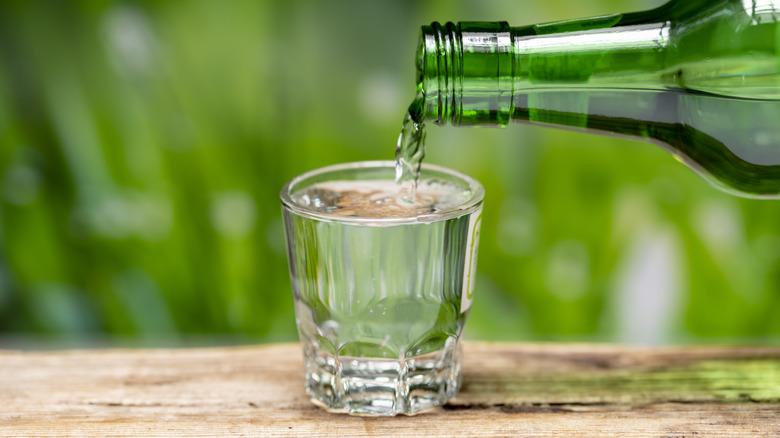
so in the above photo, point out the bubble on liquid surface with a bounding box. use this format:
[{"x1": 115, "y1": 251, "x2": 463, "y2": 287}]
[{"x1": 291, "y1": 179, "x2": 472, "y2": 219}]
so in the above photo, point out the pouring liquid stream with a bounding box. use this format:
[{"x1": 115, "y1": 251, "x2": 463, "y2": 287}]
[{"x1": 394, "y1": 96, "x2": 427, "y2": 203}]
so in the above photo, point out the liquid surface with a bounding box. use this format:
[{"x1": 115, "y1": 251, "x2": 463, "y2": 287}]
[{"x1": 292, "y1": 178, "x2": 472, "y2": 219}]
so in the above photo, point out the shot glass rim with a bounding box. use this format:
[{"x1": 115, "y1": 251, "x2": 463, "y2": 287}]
[{"x1": 280, "y1": 160, "x2": 484, "y2": 225}]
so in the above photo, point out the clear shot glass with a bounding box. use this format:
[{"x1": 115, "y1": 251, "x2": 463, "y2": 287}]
[{"x1": 281, "y1": 161, "x2": 484, "y2": 415}]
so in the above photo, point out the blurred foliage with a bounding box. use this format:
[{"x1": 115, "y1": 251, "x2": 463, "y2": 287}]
[{"x1": 0, "y1": 0, "x2": 778, "y2": 346}]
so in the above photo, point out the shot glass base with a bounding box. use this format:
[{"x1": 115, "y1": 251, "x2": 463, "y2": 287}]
[{"x1": 302, "y1": 338, "x2": 462, "y2": 416}]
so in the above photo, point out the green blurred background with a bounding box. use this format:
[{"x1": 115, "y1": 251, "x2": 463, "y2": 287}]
[{"x1": 1, "y1": 0, "x2": 779, "y2": 348}]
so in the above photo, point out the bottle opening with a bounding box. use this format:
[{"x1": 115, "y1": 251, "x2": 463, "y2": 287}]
[
  {"x1": 417, "y1": 22, "x2": 513, "y2": 126},
  {"x1": 418, "y1": 22, "x2": 459, "y2": 125}
]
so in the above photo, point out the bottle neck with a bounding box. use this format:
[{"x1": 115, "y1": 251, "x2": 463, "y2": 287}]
[{"x1": 418, "y1": 16, "x2": 674, "y2": 126}]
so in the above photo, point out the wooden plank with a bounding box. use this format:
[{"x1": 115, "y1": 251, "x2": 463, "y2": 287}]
[{"x1": 1, "y1": 343, "x2": 779, "y2": 437}]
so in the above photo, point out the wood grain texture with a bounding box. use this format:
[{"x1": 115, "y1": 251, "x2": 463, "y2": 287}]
[{"x1": 1, "y1": 343, "x2": 779, "y2": 437}]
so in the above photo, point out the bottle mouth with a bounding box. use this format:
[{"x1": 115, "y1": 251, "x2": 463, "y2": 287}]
[
  {"x1": 418, "y1": 22, "x2": 461, "y2": 125},
  {"x1": 417, "y1": 22, "x2": 513, "y2": 126}
]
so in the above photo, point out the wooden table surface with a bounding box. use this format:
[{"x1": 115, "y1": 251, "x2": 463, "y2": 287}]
[{"x1": 1, "y1": 342, "x2": 779, "y2": 437}]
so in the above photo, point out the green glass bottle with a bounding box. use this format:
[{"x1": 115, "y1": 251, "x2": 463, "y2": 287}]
[{"x1": 416, "y1": 0, "x2": 780, "y2": 198}]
